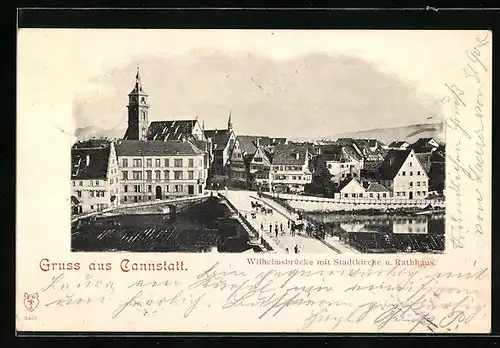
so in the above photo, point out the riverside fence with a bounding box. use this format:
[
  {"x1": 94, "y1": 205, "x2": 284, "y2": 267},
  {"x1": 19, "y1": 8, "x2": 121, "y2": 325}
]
[{"x1": 260, "y1": 192, "x2": 445, "y2": 212}]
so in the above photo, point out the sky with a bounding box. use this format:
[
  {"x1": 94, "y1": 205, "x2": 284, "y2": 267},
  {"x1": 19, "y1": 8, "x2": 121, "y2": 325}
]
[{"x1": 17, "y1": 29, "x2": 487, "y2": 141}]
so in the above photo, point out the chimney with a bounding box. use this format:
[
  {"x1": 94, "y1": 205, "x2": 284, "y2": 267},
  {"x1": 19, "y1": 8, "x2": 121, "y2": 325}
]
[
  {"x1": 215, "y1": 129, "x2": 218, "y2": 135},
  {"x1": 295, "y1": 152, "x2": 300, "y2": 160},
  {"x1": 256, "y1": 138, "x2": 260, "y2": 147},
  {"x1": 86, "y1": 154, "x2": 90, "y2": 166}
]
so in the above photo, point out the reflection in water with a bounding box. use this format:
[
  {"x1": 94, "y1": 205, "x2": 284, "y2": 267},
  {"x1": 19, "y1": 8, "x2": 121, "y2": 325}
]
[{"x1": 307, "y1": 213, "x2": 445, "y2": 253}]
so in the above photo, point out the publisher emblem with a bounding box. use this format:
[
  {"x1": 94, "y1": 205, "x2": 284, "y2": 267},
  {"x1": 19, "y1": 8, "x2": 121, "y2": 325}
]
[{"x1": 24, "y1": 292, "x2": 39, "y2": 312}]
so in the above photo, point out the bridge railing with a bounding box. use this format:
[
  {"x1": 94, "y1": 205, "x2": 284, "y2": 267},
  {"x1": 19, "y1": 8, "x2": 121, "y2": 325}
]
[{"x1": 71, "y1": 194, "x2": 209, "y2": 223}]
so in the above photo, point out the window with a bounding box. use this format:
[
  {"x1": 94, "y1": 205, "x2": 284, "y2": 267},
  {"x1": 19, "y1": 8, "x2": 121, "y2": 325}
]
[
  {"x1": 134, "y1": 185, "x2": 141, "y2": 193},
  {"x1": 370, "y1": 193, "x2": 373, "y2": 198},
  {"x1": 417, "y1": 171, "x2": 421, "y2": 175},
  {"x1": 397, "y1": 192, "x2": 401, "y2": 197},
  {"x1": 89, "y1": 191, "x2": 94, "y2": 198},
  {"x1": 124, "y1": 196, "x2": 127, "y2": 202},
  {"x1": 410, "y1": 182, "x2": 413, "y2": 187},
  {"x1": 77, "y1": 191, "x2": 82, "y2": 198},
  {"x1": 402, "y1": 192, "x2": 406, "y2": 196},
  {"x1": 124, "y1": 185, "x2": 128, "y2": 192},
  {"x1": 164, "y1": 170, "x2": 170, "y2": 180},
  {"x1": 409, "y1": 171, "x2": 413, "y2": 176},
  {"x1": 175, "y1": 185, "x2": 183, "y2": 193},
  {"x1": 341, "y1": 164, "x2": 344, "y2": 168},
  {"x1": 383, "y1": 193, "x2": 387, "y2": 198},
  {"x1": 155, "y1": 170, "x2": 161, "y2": 180},
  {"x1": 133, "y1": 159, "x2": 142, "y2": 167},
  {"x1": 147, "y1": 185, "x2": 152, "y2": 192},
  {"x1": 79, "y1": 181, "x2": 83, "y2": 186},
  {"x1": 155, "y1": 159, "x2": 161, "y2": 167},
  {"x1": 146, "y1": 159, "x2": 152, "y2": 167},
  {"x1": 417, "y1": 182, "x2": 420, "y2": 186},
  {"x1": 188, "y1": 171, "x2": 194, "y2": 180},
  {"x1": 188, "y1": 159, "x2": 194, "y2": 167},
  {"x1": 422, "y1": 181, "x2": 426, "y2": 186},
  {"x1": 165, "y1": 185, "x2": 170, "y2": 193},
  {"x1": 122, "y1": 171, "x2": 128, "y2": 180},
  {"x1": 409, "y1": 162, "x2": 412, "y2": 167},
  {"x1": 359, "y1": 193, "x2": 363, "y2": 198},
  {"x1": 327, "y1": 164, "x2": 332, "y2": 169},
  {"x1": 133, "y1": 171, "x2": 142, "y2": 180},
  {"x1": 174, "y1": 159, "x2": 183, "y2": 167},
  {"x1": 146, "y1": 170, "x2": 152, "y2": 180},
  {"x1": 344, "y1": 193, "x2": 348, "y2": 198},
  {"x1": 164, "y1": 158, "x2": 170, "y2": 167},
  {"x1": 122, "y1": 159, "x2": 128, "y2": 167},
  {"x1": 174, "y1": 171, "x2": 183, "y2": 180},
  {"x1": 351, "y1": 193, "x2": 356, "y2": 198},
  {"x1": 90, "y1": 205, "x2": 94, "y2": 210},
  {"x1": 73, "y1": 181, "x2": 76, "y2": 186},
  {"x1": 402, "y1": 171, "x2": 406, "y2": 176}
]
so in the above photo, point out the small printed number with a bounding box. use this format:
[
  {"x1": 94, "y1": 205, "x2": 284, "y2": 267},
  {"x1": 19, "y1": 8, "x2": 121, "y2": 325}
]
[{"x1": 24, "y1": 316, "x2": 37, "y2": 320}]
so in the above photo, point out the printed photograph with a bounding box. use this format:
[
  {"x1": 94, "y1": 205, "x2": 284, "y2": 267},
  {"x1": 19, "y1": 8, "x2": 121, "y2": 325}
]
[{"x1": 70, "y1": 30, "x2": 446, "y2": 254}]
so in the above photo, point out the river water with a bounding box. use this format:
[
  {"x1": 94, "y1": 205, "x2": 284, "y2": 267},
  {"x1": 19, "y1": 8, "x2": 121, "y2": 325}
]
[
  {"x1": 305, "y1": 212, "x2": 445, "y2": 253},
  {"x1": 72, "y1": 197, "x2": 261, "y2": 253}
]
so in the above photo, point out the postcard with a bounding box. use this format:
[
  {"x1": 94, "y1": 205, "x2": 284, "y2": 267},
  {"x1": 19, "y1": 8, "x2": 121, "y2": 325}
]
[{"x1": 16, "y1": 29, "x2": 491, "y2": 333}]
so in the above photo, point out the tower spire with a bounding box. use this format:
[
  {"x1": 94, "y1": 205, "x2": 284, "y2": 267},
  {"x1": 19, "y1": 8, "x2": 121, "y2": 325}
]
[{"x1": 227, "y1": 110, "x2": 233, "y2": 130}]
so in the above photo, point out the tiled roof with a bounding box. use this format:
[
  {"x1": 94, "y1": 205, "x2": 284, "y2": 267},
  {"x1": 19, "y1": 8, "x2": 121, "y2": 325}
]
[
  {"x1": 146, "y1": 120, "x2": 199, "y2": 141},
  {"x1": 339, "y1": 177, "x2": 358, "y2": 191},
  {"x1": 71, "y1": 147, "x2": 110, "y2": 180},
  {"x1": 319, "y1": 144, "x2": 343, "y2": 161},
  {"x1": 192, "y1": 140, "x2": 210, "y2": 152},
  {"x1": 72, "y1": 139, "x2": 111, "y2": 149},
  {"x1": 366, "y1": 183, "x2": 390, "y2": 192},
  {"x1": 271, "y1": 144, "x2": 309, "y2": 166},
  {"x1": 388, "y1": 141, "x2": 408, "y2": 148},
  {"x1": 377, "y1": 149, "x2": 411, "y2": 180},
  {"x1": 411, "y1": 138, "x2": 440, "y2": 153},
  {"x1": 236, "y1": 135, "x2": 286, "y2": 155},
  {"x1": 342, "y1": 144, "x2": 364, "y2": 161},
  {"x1": 204, "y1": 129, "x2": 232, "y2": 151},
  {"x1": 115, "y1": 140, "x2": 203, "y2": 156}
]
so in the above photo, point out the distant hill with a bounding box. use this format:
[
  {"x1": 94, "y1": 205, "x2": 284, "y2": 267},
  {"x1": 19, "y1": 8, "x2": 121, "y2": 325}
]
[{"x1": 320, "y1": 122, "x2": 445, "y2": 145}]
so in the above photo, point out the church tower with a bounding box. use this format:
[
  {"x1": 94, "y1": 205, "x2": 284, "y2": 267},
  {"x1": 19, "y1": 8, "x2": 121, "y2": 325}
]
[{"x1": 124, "y1": 67, "x2": 149, "y2": 140}]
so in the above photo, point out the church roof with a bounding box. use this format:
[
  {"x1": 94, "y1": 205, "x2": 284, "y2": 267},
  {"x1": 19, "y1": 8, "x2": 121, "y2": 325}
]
[{"x1": 146, "y1": 120, "x2": 199, "y2": 141}]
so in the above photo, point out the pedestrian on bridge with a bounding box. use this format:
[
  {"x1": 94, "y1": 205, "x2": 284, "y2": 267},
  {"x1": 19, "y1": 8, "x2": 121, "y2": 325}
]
[
  {"x1": 260, "y1": 222, "x2": 263, "y2": 230},
  {"x1": 280, "y1": 222, "x2": 283, "y2": 232},
  {"x1": 269, "y1": 223, "x2": 272, "y2": 234}
]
